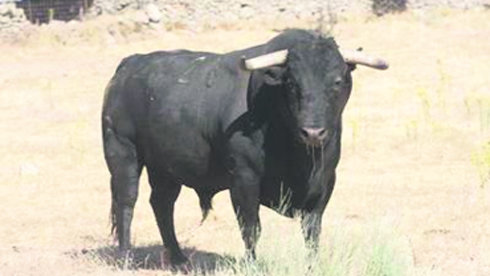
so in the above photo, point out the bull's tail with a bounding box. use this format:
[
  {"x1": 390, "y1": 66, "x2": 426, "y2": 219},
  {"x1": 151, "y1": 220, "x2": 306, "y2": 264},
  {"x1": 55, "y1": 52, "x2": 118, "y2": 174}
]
[
  {"x1": 196, "y1": 190, "x2": 214, "y2": 224},
  {"x1": 110, "y1": 201, "x2": 117, "y2": 236},
  {"x1": 109, "y1": 181, "x2": 118, "y2": 239}
]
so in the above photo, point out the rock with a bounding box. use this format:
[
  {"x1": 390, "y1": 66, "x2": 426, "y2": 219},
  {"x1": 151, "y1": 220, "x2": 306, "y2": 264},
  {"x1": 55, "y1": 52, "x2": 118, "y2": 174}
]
[
  {"x1": 115, "y1": 0, "x2": 133, "y2": 11},
  {"x1": 132, "y1": 10, "x2": 149, "y2": 24},
  {"x1": 0, "y1": 2, "x2": 28, "y2": 37},
  {"x1": 0, "y1": 16, "x2": 9, "y2": 24},
  {"x1": 239, "y1": 5, "x2": 255, "y2": 19},
  {"x1": 12, "y1": 7, "x2": 25, "y2": 19},
  {"x1": 0, "y1": 5, "x2": 8, "y2": 15},
  {"x1": 145, "y1": 3, "x2": 161, "y2": 23}
]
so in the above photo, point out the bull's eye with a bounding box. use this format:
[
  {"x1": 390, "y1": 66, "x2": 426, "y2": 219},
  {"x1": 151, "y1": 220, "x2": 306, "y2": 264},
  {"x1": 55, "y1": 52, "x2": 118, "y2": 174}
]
[
  {"x1": 286, "y1": 78, "x2": 296, "y2": 90},
  {"x1": 286, "y1": 79, "x2": 300, "y2": 96},
  {"x1": 334, "y1": 76, "x2": 343, "y2": 86}
]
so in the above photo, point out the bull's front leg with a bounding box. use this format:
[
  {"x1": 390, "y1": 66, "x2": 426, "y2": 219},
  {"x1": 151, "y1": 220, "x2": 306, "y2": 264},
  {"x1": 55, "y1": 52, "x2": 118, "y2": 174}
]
[
  {"x1": 301, "y1": 172, "x2": 335, "y2": 259},
  {"x1": 301, "y1": 211, "x2": 323, "y2": 254},
  {"x1": 227, "y1": 132, "x2": 264, "y2": 261},
  {"x1": 230, "y1": 166, "x2": 261, "y2": 261}
]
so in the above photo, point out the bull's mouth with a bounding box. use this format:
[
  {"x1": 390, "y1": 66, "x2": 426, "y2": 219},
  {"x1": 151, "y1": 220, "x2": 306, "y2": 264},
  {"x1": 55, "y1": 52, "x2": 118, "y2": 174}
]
[{"x1": 299, "y1": 127, "x2": 329, "y2": 147}]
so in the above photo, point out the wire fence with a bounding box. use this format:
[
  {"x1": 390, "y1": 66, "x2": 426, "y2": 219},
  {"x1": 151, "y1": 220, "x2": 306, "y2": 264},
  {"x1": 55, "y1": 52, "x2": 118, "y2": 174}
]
[
  {"x1": 0, "y1": 0, "x2": 488, "y2": 26},
  {"x1": 372, "y1": 0, "x2": 407, "y2": 15},
  {"x1": 0, "y1": 0, "x2": 93, "y2": 24}
]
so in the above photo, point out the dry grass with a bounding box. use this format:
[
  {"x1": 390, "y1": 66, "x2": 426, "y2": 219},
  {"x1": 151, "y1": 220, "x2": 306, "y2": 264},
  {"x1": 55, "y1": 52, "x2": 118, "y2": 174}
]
[{"x1": 0, "y1": 9, "x2": 489, "y2": 275}]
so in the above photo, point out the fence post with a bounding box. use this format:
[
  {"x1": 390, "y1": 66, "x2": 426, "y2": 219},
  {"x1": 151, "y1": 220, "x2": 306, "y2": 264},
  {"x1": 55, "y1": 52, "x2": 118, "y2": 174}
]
[
  {"x1": 80, "y1": 0, "x2": 88, "y2": 21},
  {"x1": 27, "y1": 0, "x2": 32, "y2": 23},
  {"x1": 48, "y1": 8, "x2": 54, "y2": 23}
]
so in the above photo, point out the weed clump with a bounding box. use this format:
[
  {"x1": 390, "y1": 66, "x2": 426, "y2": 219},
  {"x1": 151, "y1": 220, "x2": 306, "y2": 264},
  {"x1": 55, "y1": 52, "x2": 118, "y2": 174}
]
[{"x1": 471, "y1": 142, "x2": 490, "y2": 188}]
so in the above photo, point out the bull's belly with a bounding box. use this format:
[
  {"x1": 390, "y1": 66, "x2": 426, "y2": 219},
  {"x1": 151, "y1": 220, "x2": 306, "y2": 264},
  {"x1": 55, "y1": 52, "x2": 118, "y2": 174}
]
[{"x1": 141, "y1": 132, "x2": 231, "y2": 189}]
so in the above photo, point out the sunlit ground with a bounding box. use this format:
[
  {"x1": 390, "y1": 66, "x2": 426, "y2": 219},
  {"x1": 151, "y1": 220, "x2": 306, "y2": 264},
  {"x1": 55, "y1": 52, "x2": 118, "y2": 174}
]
[{"x1": 0, "y1": 9, "x2": 489, "y2": 275}]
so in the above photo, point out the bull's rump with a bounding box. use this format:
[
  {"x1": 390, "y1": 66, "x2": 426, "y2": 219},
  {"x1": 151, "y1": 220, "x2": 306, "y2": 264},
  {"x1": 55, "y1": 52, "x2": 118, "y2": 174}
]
[{"x1": 103, "y1": 50, "x2": 246, "y2": 187}]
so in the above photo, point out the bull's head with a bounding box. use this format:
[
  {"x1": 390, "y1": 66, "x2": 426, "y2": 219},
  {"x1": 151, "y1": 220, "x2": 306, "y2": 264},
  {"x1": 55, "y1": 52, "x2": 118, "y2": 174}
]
[{"x1": 244, "y1": 37, "x2": 387, "y2": 147}]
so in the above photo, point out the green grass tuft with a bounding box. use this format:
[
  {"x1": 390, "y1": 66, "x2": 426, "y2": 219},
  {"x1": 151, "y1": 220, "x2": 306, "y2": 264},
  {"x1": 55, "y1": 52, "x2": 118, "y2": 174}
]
[
  {"x1": 471, "y1": 141, "x2": 490, "y2": 188},
  {"x1": 195, "y1": 222, "x2": 414, "y2": 276}
]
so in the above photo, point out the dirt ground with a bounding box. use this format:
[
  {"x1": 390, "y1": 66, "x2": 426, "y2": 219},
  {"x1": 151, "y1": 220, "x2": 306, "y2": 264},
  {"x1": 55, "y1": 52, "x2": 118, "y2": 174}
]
[{"x1": 0, "y1": 10, "x2": 489, "y2": 275}]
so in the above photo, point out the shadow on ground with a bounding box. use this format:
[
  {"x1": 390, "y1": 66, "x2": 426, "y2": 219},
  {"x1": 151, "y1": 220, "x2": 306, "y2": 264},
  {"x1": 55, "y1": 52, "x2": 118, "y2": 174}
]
[{"x1": 71, "y1": 245, "x2": 237, "y2": 273}]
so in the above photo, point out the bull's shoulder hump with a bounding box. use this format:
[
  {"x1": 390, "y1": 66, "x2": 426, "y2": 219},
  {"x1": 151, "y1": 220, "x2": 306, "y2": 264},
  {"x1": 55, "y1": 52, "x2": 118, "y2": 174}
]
[{"x1": 115, "y1": 50, "x2": 218, "y2": 74}]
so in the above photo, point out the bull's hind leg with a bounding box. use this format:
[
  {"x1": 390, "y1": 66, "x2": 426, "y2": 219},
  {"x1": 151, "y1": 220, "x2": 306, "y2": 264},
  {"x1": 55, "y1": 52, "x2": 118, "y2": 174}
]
[
  {"x1": 103, "y1": 128, "x2": 143, "y2": 255},
  {"x1": 147, "y1": 171, "x2": 187, "y2": 266}
]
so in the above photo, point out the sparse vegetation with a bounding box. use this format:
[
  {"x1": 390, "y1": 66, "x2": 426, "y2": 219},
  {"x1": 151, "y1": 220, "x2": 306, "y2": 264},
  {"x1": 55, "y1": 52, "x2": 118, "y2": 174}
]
[
  {"x1": 416, "y1": 86, "x2": 432, "y2": 121},
  {"x1": 76, "y1": 222, "x2": 412, "y2": 276},
  {"x1": 0, "y1": 8, "x2": 488, "y2": 276},
  {"x1": 215, "y1": 224, "x2": 412, "y2": 276},
  {"x1": 347, "y1": 117, "x2": 361, "y2": 149},
  {"x1": 471, "y1": 142, "x2": 490, "y2": 188},
  {"x1": 405, "y1": 118, "x2": 419, "y2": 140}
]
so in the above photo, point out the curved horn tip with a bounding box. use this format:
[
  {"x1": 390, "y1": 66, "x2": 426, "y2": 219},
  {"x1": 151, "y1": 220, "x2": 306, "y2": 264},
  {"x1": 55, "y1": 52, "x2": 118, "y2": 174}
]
[
  {"x1": 341, "y1": 48, "x2": 389, "y2": 70},
  {"x1": 376, "y1": 60, "x2": 389, "y2": 70}
]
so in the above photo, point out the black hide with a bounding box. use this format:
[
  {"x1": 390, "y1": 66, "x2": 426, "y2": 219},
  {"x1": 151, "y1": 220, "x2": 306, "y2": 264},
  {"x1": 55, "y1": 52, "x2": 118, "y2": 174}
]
[{"x1": 102, "y1": 29, "x2": 354, "y2": 266}]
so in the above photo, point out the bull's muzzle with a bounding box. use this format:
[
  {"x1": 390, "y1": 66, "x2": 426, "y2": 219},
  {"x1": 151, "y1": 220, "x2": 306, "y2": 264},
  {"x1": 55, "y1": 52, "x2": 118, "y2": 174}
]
[{"x1": 300, "y1": 127, "x2": 328, "y2": 146}]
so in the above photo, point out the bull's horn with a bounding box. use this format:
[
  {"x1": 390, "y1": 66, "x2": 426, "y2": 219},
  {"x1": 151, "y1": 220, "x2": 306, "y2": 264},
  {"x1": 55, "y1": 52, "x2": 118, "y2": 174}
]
[
  {"x1": 244, "y1": 48, "x2": 389, "y2": 70},
  {"x1": 243, "y1": 49, "x2": 288, "y2": 70},
  {"x1": 339, "y1": 49, "x2": 389, "y2": 70}
]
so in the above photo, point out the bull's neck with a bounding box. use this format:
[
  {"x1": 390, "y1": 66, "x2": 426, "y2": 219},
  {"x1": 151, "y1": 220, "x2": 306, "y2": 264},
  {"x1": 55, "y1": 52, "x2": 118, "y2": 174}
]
[
  {"x1": 262, "y1": 119, "x2": 341, "y2": 211},
  {"x1": 265, "y1": 118, "x2": 342, "y2": 181}
]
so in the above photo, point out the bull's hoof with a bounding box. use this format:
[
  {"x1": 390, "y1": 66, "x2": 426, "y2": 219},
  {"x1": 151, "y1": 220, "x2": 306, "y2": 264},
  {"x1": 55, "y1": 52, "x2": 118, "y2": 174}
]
[
  {"x1": 173, "y1": 261, "x2": 193, "y2": 274},
  {"x1": 160, "y1": 250, "x2": 191, "y2": 273},
  {"x1": 243, "y1": 250, "x2": 257, "y2": 263},
  {"x1": 115, "y1": 249, "x2": 134, "y2": 269}
]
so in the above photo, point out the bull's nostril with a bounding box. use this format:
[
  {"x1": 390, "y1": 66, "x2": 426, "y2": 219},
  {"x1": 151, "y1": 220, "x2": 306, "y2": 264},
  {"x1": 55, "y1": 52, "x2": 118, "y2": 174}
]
[
  {"x1": 300, "y1": 128, "x2": 310, "y2": 138},
  {"x1": 300, "y1": 127, "x2": 328, "y2": 145},
  {"x1": 300, "y1": 127, "x2": 327, "y2": 140}
]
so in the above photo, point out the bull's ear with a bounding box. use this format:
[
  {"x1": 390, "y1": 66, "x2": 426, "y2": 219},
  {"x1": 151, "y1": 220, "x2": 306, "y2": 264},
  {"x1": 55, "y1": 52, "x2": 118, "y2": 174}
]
[
  {"x1": 263, "y1": 66, "x2": 286, "y2": 86},
  {"x1": 347, "y1": 63, "x2": 356, "y2": 72}
]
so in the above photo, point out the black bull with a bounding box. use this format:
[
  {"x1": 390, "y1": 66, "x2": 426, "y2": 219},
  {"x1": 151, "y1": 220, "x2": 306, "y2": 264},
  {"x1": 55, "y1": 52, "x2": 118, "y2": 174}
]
[{"x1": 102, "y1": 29, "x2": 387, "y2": 265}]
